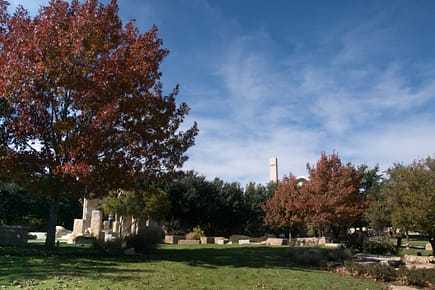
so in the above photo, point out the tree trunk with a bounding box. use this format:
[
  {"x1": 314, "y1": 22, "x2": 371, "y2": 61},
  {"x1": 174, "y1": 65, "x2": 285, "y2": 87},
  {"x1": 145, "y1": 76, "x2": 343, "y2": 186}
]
[
  {"x1": 45, "y1": 194, "x2": 59, "y2": 247},
  {"x1": 430, "y1": 237, "x2": 435, "y2": 256},
  {"x1": 396, "y1": 236, "x2": 402, "y2": 251}
]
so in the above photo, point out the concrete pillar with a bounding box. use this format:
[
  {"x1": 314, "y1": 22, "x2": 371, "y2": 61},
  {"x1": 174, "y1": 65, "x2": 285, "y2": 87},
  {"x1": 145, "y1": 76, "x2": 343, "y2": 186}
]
[
  {"x1": 269, "y1": 157, "x2": 278, "y2": 182},
  {"x1": 73, "y1": 219, "x2": 84, "y2": 235},
  {"x1": 90, "y1": 210, "x2": 103, "y2": 240}
]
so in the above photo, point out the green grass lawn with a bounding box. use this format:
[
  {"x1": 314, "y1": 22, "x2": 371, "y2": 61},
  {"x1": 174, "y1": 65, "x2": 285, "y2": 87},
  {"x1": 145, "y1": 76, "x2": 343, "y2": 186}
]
[{"x1": 0, "y1": 243, "x2": 385, "y2": 289}]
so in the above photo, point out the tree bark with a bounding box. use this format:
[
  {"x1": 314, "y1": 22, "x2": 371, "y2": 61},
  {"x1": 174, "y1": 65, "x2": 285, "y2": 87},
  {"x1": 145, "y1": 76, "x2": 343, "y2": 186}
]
[
  {"x1": 430, "y1": 237, "x2": 435, "y2": 256},
  {"x1": 45, "y1": 194, "x2": 59, "y2": 247}
]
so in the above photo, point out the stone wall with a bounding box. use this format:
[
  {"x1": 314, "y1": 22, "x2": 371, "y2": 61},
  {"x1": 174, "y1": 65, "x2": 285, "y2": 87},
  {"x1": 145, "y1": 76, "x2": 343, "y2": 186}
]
[{"x1": 0, "y1": 225, "x2": 29, "y2": 246}]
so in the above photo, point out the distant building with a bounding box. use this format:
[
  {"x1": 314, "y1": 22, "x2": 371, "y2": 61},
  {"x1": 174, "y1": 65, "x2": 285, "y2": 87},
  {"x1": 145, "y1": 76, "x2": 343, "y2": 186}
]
[
  {"x1": 269, "y1": 157, "x2": 278, "y2": 182},
  {"x1": 296, "y1": 176, "x2": 309, "y2": 187}
]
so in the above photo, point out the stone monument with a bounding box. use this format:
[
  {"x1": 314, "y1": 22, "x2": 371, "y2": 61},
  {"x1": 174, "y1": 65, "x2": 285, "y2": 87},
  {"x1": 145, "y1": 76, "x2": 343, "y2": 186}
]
[{"x1": 269, "y1": 157, "x2": 278, "y2": 182}]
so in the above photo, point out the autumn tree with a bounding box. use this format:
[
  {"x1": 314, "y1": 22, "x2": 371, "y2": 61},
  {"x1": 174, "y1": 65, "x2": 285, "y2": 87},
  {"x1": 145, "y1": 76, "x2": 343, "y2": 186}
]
[
  {"x1": 0, "y1": 0, "x2": 198, "y2": 246},
  {"x1": 263, "y1": 152, "x2": 367, "y2": 238},
  {"x1": 262, "y1": 174, "x2": 303, "y2": 235},
  {"x1": 303, "y1": 153, "x2": 366, "y2": 236},
  {"x1": 370, "y1": 157, "x2": 435, "y2": 254}
]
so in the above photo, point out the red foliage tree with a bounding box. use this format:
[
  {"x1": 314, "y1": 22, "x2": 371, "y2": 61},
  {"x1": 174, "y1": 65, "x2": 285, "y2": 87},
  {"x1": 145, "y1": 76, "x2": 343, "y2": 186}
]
[
  {"x1": 0, "y1": 0, "x2": 198, "y2": 246},
  {"x1": 302, "y1": 152, "x2": 366, "y2": 236},
  {"x1": 262, "y1": 174, "x2": 302, "y2": 230},
  {"x1": 263, "y1": 152, "x2": 367, "y2": 237}
]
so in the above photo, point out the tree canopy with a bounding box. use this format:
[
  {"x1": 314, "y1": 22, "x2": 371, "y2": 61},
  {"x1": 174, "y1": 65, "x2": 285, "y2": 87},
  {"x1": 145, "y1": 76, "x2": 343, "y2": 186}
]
[
  {"x1": 369, "y1": 156, "x2": 435, "y2": 254},
  {"x1": 263, "y1": 152, "x2": 367, "y2": 237},
  {"x1": 0, "y1": 0, "x2": 198, "y2": 246}
]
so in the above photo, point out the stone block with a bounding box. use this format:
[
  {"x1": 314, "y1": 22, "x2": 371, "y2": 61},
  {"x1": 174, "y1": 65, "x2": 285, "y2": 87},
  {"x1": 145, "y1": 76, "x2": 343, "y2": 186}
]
[
  {"x1": 214, "y1": 237, "x2": 226, "y2": 244},
  {"x1": 164, "y1": 235, "x2": 185, "y2": 244},
  {"x1": 265, "y1": 238, "x2": 288, "y2": 246},
  {"x1": 73, "y1": 219, "x2": 84, "y2": 235},
  {"x1": 90, "y1": 210, "x2": 103, "y2": 240},
  {"x1": 238, "y1": 239, "x2": 251, "y2": 245},
  {"x1": 112, "y1": 221, "x2": 120, "y2": 233},
  {"x1": 200, "y1": 237, "x2": 214, "y2": 244},
  {"x1": 324, "y1": 243, "x2": 344, "y2": 248},
  {"x1": 403, "y1": 255, "x2": 435, "y2": 264},
  {"x1": 73, "y1": 235, "x2": 96, "y2": 245},
  {"x1": 178, "y1": 239, "x2": 200, "y2": 245},
  {"x1": 216, "y1": 239, "x2": 229, "y2": 245},
  {"x1": 56, "y1": 226, "x2": 72, "y2": 238}
]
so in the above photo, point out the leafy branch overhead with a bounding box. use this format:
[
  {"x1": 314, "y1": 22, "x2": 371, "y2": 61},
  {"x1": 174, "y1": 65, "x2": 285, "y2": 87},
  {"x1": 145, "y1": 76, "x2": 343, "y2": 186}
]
[{"x1": 0, "y1": 0, "x2": 198, "y2": 246}]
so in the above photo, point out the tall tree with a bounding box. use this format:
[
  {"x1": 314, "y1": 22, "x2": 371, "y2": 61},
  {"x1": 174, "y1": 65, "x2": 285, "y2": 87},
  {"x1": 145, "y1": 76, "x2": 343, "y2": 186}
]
[
  {"x1": 0, "y1": 0, "x2": 198, "y2": 246},
  {"x1": 375, "y1": 157, "x2": 435, "y2": 254},
  {"x1": 243, "y1": 182, "x2": 269, "y2": 236},
  {"x1": 262, "y1": 174, "x2": 301, "y2": 232},
  {"x1": 355, "y1": 164, "x2": 383, "y2": 230},
  {"x1": 302, "y1": 152, "x2": 365, "y2": 236},
  {"x1": 212, "y1": 178, "x2": 244, "y2": 235},
  {"x1": 263, "y1": 152, "x2": 367, "y2": 237}
]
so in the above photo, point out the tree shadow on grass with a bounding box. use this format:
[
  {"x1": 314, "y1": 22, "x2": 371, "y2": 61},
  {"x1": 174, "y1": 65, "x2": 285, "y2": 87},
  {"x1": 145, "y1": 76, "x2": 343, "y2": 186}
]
[
  {"x1": 0, "y1": 244, "x2": 153, "y2": 286},
  {"x1": 151, "y1": 245, "x2": 289, "y2": 268},
  {"x1": 0, "y1": 244, "x2": 348, "y2": 286}
]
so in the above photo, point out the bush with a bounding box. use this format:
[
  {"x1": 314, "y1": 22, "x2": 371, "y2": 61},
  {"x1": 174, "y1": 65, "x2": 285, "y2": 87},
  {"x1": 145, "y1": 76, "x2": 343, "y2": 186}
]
[
  {"x1": 362, "y1": 237, "x2": 398, "y2": 255},
  {"x1": 186, "y1": 225, "x2": 204, "y2": 240},
  {"x1": 344, "y1": 262, "x2": 435, "y2": 287},
  {"x1": 287, "y1": 247, "x2": 352, "y2": 268},
  {"x1": 343, "y1": 262, "x2": 396, "y2": 282},
  {"x1": 92, "y1": 238, "x2": 124, "y2": 255},
  {"x1": 125, "y1": 226, "x2": 163, "y2": 253},
  {"x1": 398, "y1": 267, "x2": 435, "y2": 288},
  {"x1": 365, "y1": 263, "x2": 397, "y2": 282}
]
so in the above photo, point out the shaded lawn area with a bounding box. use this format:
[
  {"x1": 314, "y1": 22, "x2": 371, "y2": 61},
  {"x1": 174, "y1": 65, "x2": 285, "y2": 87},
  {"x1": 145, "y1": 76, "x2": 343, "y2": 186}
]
[{"x1": 0, "y1": 244, "x2": 385, "y2": 289}]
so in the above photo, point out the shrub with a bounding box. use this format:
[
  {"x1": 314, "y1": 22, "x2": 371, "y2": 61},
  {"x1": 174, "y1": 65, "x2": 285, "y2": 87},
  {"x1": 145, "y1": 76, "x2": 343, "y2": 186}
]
[
  {"x1": 343, "y1": 262, "x2": 396, "y2": 282},
  {"x1": 92, "y1": 237, "x2": 123, "y2": 255},
  {"x1": 287, "y1": 247, "x2": 352, "y2": 268},
  {"x1": 365, "y1": 263, "x2": 397, "y2": 282},
  {"x1": 398, "y1": 267, "x2": 435, "y2": 288},
  {"x1": 125, "y1": 226, "x2": 163, "y2": 253},
  {"x1": 363, "y1": 238, "x2": 398, "y2": 255},
  {"x1": 186, "y1": 225, "x2": 204, "y2": 240}
]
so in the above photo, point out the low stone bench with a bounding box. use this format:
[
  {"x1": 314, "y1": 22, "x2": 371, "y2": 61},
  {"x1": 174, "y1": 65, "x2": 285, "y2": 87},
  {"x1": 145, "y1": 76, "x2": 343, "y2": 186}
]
[
  {"x1": 178, "y1": 239, "x2": 200, "y2": 245},
  {"x1": 265, "y1": 238, "x2": 288, "y2": 246},
  {"x1": 164, "y1": 235, "x2": 185, "y2": 244},
  {"x1": 214, "y1": 237, "x2": 226, "y2": 244},
  {"x1": 73, "y1": 235, "x2": 96, "y2": 245},
  {"x1": 216, "y1": 239, "x2": 229, "y2": 245},
  {"x1": 200, "y1": 237, "x2": 214, "y2": 244},
  {"x1": 238, "y1": 239, "x2": 251, "y2": 245},
  {"x1": 295, "y1": 237, "x2": 331, "y2": 246},
  {"x1": 324, "y1": 243, "x2": 345, "y2": 248}
]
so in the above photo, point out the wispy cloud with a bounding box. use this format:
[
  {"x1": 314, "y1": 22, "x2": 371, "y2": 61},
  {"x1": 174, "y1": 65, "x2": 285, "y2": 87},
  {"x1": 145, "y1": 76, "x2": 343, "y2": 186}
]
[{"x1": 9, "y1": 0, "x2": 435, "y2": 186}]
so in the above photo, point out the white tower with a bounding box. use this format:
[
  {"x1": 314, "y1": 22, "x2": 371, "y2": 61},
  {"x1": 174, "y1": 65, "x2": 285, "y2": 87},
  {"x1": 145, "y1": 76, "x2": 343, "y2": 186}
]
[{"x1": 269, "y1": 157, "x2": 278, "y2": 182}]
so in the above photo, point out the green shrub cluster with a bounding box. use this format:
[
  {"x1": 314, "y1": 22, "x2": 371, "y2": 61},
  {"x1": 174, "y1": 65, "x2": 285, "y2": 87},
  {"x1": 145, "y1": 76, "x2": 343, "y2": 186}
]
[
  {"x1": 347, "y1": 236, "x2": 398, "y2": 255},
  {"x1": 362, "y1": 238, "x2": 398, "y2": 255},
  {"x1": 125, "y1": 226, "x2": 163, "y2": 253},
  {"x1": 287, "y1": 247, "x2": 352, "y2": 268},
  {"x1": 344, "y1": 261, "x2": 435, "y2": 287},
  {"x1": 399, "y1": 267, "x2": 435, "y2": 288},
  {"x1": 186, "y1": 225, "x2": 204, "y2": 240},
  {"x1": 93, "y1": 238, "x2": 124, "y2": 255}
]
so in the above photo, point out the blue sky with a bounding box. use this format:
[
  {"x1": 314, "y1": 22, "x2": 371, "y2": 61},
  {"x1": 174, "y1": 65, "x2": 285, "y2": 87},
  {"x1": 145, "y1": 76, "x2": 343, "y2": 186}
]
[{"x1": 9, "y1": 0, "x2": 435, "y2": 186}]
